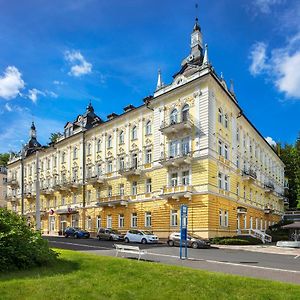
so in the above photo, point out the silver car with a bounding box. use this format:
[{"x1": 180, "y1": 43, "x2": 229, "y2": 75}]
[{"x1": 167, "y1": 232, "x2": 210, "y2": 249}]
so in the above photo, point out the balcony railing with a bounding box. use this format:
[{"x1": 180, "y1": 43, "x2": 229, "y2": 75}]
[
  {"x1": 118, "y1": 166, "x2": 141, "y2": 177},
  {"x1": 160, "y1": 185, "x2": 193, "y2": 200},
  {"x1": 242, "y1": 169, "x2": 257, "y2": 181},
  {"x1": 159, "y1": 152, "x2": 193, "y2": 167},
  {"x1": 160, "y1": 117, "x2": 194, "y2": 135},
  {"x1": 86, "y1": 173, "x2": 105, "y2": 184}
]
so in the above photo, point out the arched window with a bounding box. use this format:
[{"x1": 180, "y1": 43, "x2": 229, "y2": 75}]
[
  {"x1": 107, "y1": 135, "x2": 112, "y2": 148},
  {"x1": 132, "y1": 126, "x2": 137, "y2": 140},
  {"x1": 119, "y1": 130, "x2": 124, "y2": 144},
  {"x1": 182, "y1": 104, "x2": 189, "y2": 122},
  {"x1": 145, "y1": 121, "x2": 151, "y2": 135},
  {"x1": 170, "y1": 109, "x2": 178, "y2": 124},
  {"x1": 97, "y1": 139, "x2": 101, "y2": 152},
  {"x1": 224, "y1": 113, "x2": 228, "y2": 128},
  {"x1": 73, "y1": 148, "x2": 77, "y2": 159},
  {"x1": 87, "y1": 143, "x2": 92, "y2": 155},
  {"x1": 218, "y1": 108, "x2": 223, "y2": 123}
]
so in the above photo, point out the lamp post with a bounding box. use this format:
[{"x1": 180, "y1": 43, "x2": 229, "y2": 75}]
[
  {"x1": 21, "y1": 148, "x2": 25, "y2": 216},
  {"x1": 35, "y1": 149, "x2": 41, "y2": 231}
]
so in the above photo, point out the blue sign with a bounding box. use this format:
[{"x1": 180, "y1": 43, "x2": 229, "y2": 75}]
[{"x1": 180, "y1": 204, "x2": 188, "y2": 259}]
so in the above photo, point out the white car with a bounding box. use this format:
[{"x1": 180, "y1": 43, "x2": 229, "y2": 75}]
[{"x1": 124, "y1": 230, "x2": 159, "y2": 244}]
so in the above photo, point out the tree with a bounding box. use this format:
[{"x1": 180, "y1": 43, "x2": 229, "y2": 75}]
[
  {"x1": 0, "y1": 153, "x2": 10, "y2": 166},
  {"x1": 49, "y1": 132, "x2": 62, "y2": 144}
]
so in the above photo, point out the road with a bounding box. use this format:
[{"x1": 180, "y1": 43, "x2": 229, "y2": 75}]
[{"x1": 45, "y1": 236, "x2": 300, "y2": 284}]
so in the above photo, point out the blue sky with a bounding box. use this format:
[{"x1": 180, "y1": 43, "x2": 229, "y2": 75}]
[{"x1": 0, "y1": 0, "x2": 299, "y2": 152}]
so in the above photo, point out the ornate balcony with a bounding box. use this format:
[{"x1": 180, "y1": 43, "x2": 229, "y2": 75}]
[
  {"x1": 160, "y1": 185, "x2": 193, "y2": 200},
  {"x1": 264, "y1": 182, "x2": 275, "y2": 193},
  {"x1": 7, "y1": 178, "x2": 19, "y2": 187},
  {"x1": 96, "y1": 196, "x2": 129, "y2": 208},
  {"x1": 86, "y1": 174, "x2": 105, "y2": 185},
  {"x1": 41, "y1": 187, "x2": 54, "y2": 195},
  {"x1": 242, "y1": 169, "x2": 257, "y2": 181},
  {"x1": 118, "y1": 166, "x2": 141, "y2": 177},
  {"x1": 159, "y1": 152, "x2": 193, "y2": 168},
  {"x1": 264, "y1": 205, "x2": 273, "y2": 214},
  {"x1": 160, "y1": 117, "x2": 194, "y2": 136}
]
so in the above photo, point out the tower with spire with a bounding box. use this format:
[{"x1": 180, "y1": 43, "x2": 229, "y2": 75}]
[{"x1": 23, "y1": 122, "x2": 42, "y2": 157}]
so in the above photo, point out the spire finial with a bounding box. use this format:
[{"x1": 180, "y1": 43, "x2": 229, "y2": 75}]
[
  {"x1": 156, "y1": 69, "x2": 163, "y2": 91},
  {"x1": 202, "y1": 44, "x2": 209, "y2": 66},
  {"x1": 193, "y1": 2, "x2": 201, "y2": 32}
]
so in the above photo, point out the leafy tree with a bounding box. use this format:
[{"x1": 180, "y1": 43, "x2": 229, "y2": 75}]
[
  {"x1": 0, "y1": 153, "x2": 10, "y2": 166},
  {"x1": 0, "y1": 208, "x2": 58, "y2": 272},
  {"x1": 49, "y1": 132, "x2": 62, "y2": 144}
]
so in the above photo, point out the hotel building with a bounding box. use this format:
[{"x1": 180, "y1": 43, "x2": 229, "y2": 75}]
[{"x1": 6, "y1": 19, "x2": 286, "y2": 238}]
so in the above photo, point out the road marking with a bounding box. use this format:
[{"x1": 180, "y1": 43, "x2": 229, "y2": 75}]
[
  {"x1": 50, "y1": 240, "x2": 111, "y2": 250},
  {"x1": 146, "y1": 251, "x2": 300, "y2": 274}
]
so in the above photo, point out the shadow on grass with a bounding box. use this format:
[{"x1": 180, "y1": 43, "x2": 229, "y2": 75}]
[{"x1": 0, "y1": 258, "x2": 80, "y2": 282}]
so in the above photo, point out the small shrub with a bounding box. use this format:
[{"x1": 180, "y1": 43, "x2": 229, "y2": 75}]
[
  {"x1": 211, "y1": 236, "x2": 262, "y2": 245},
  {"x1": 218, "y1": 238, "x2": 251, "y2": 245},
  {"x1": 0, "y1": 208, "x2": 58, "y2": 272}
]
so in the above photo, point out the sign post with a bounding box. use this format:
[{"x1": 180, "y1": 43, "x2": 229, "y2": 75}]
[{"x1": 180, "y1": 204, "x2": 188, "y2": 260}]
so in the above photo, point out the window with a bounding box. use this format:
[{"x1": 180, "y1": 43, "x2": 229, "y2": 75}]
[
  {"x1": 236, "y1": 182, "x2": 240, "y2": 196},
  {"x1": 170, "y1": 109, "x2": 178, "y2": 124},
  {"x1": 118, "y1": 214, "x2": 125, "y2": 228},
  {"x1": 145, "y1": 121, "x2": 151, "y2": 135},
  {"x1": 107, "y1": 161, "x2": 113, "y2": 173},
  {"x1": 86, "y1": 216, "x2": 92, "y2": 230},
  {"x1": 97, "y1": 164, "x2": 102, "y2": 176},
  {"x1": 236, "y1": 127, "x2": 240, "y2": 142},
  {"x1": 73, "y1": 147, "x2": 77, "y2": 159},
  {"x1": 132, "y1": 126, "x2": 137, "y2": 140},
  {"x1": 224, "y1": 144, "x2": 228, "y2": 160},
  {"x1": 218, "y1": 108, "x2": 223, "y2": 123},
  {"x1": 218, "y1": 140, "x2": 222, "y2": 155},
  {"x1": 224, "y1": 175, "x2": 229, "y2": 191},
  {"x1": 62, "y1": 152, "x2": 66, "y2": 163},
  {"x1": 61, "y1": 197, "x2": 65, "y2": 206},
  {"x1": 170, "y1": 140, "x2": 179, "y2": 157},
  {"x1": 146, "y1": 178, "x2": 152, "y2": 193},
  {"x1": 131, "y1": 213, "x2": 138, "y2": 227},
  {"x1": 181, "y1": 137, "x2": 190, "y2": 155},
  {"x1": 145, "y1": 212, "x2": 152, "y2": 227},
  {"x1": 119, "y1": 131, "x2": 124, "y2": 144},
  {"x1": 132, "y1": 181, "x2": 137, "y2": 195},
  {"x1": 218, "y1": 172, "x2": 222, "y2": 189},
  {"x1": 182, "y1": 104, "x2": 189, "y2": 122},
  {"x1": 171, "y1": 173, "x2": 178, "y2": 187},
  {"x1": 171, "y1": 210, "x2": 178, "y2": 226},
  {"x1": 97, "y1": 139, "x2": 101, "y2": 152},
  {"x1": 224, "y1": 114, "x2": 228, "y2": 128},
  {"x1": 96, "y1": 188, "x2": 100, "y2": 199},
  {"x1": 224, "y1": 211, "x2": 228, "y2": 227},
  {"x1": 86, "y1": 190, "x2": 91, "y2": 205},
  {"x1": 250, "y1": 217, "x2": 253, "y2": 229},
  {"x1": 107, "y1": 215, "x2": 112, "y2": 228},
  {"x1": 219, "y1": 210, "x2": 223, "y2": 226},
  {"x1": 145, "y1": 149, "x2": 152, "y2": 163},
  {"x1": 119, "y1": 157, "x2": 125, "y2": 170},
  {"x1": 119, "y1": 184, "x2": 124, "y2": 196},
  {"x1": 243, "y1": 186, "x2": 246, "y2": 199},
  {"x1": 108, "y1": 186, "x2": 112, "y2": 197},
  {"x1": 182, "y1": 171, "x2": 189, "y2": 186},
  {"x1": 236, "y1": 156, "x2": 240, "y2": 169},
  {"x1": 132, "y1": 153, "x2": 138, "y2": 168},
  {"x1": 244, "y1": 215, "x2": 247, "y2": 229},
  {"x1": 72, "y1": 194, "x2": 77, "y2": 204},
  {"x1": 107, "y1": 135, "x2": 112, "y2": 148},
  {"x1": 87, "y1": 143, "x2": 92, "y2": 155},
  {"x1": 96, "y1": 216, "x2": 101, "y2": 229}
]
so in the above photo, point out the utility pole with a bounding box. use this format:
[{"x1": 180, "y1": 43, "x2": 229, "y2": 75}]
[{"x1": 35, "y1": 150, "x2": 41, "y2": 231}]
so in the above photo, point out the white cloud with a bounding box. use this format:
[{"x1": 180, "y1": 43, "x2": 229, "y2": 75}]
[
  {"x1": 27, "y1": 88, "x2": 58, "y2": 103},
  {"x1": 0, "y1": 66, "x2": 25, "y2": 100},
  {"x1": 5, "y1": 103, "x2": 12, "y2": 112},
  {"x1": 249, "y1": 33, "x2": 300, "y2": 99},
  {"x1": 253, "y1": 0, "x2": 282, "y2": 14},
  {"x1": 53, "y1": 80, "x2": 65, "y2": 85},
  {"x1": 249, "y1": 42, "x2": 268, "y2": 76},
  {"x1": 265, "y1": 136, "x2": 277, "y2": 147},
  {"x1": 64, "y1": 50, "x2": 92, "y2": 77}
]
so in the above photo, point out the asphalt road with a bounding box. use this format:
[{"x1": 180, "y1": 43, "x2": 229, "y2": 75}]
[{"x1": 45, "y1": 236, "x2": 300, "y2": 284}]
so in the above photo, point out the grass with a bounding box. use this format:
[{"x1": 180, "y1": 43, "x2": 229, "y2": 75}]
[{"x1": 0, "y1": 249, "x2": 299, "y2": 300}]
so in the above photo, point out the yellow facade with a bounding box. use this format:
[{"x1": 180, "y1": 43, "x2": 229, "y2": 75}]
[{"x1": 6, "y1": 19, "x2": 285, "y2": 239}]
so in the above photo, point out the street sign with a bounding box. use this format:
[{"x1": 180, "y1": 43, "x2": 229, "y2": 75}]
[{"x1": 180, "y1": 204, "x2": 188, "y2": 260}]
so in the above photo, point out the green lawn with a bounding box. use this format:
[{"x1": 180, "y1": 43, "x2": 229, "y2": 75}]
[{"x1": 0, "y1": 249, "x2": 299, "y2": 300}]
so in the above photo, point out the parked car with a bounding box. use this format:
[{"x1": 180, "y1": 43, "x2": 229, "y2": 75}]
[
  {"x1": 64, "y1": 227, "x2": 90, "y2": 239},
  {"x1": 124, "y1": 230, "x2": 159, "y2": 244},
  {"x1": 167, "y1": 232, "x2": 210, "y2": 249},
  {"x1": 97, "y1": 228, "x2": 124, "y2": 241}
]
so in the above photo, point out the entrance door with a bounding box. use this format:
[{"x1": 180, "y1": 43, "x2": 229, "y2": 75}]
[
  {"x1": 60, "y1": 215, "x2": 67, "y2": 235},
  {"x1": 237, "y1": 215, "x2": 241, "y2": 234}
]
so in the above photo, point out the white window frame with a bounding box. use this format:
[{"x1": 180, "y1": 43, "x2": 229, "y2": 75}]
[
  {"x1": 118, "y1": 214, "x2": 125, "y2": 228},
  {"x1": 170, "y1": 210, "x2": 178, "y2": 226},
  {"x1": 107, "y1": 215, "x2": 112, "y2": 228},
  {"x1": 145, "y1": 212, "x2": 152, "y2": 227},
  {"x1": 131, "y1": 213, "x2": 138, "y2": 228}
]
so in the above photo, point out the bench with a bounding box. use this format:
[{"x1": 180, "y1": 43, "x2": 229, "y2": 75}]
[{"x1": 114, "y1": 244, "x2": 147, "y2": 260}]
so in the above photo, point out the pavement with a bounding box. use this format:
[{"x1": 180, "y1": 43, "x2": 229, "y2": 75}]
[{"x1": 45, "y1": 236, "x2": 300, "y2": 285}]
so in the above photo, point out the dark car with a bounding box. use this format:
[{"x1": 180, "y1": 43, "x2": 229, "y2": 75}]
[
  {"x1": 167, "y1": 232, "x2": 210, "y2": 249},
  {"x1": 64, "y1": 226, "x2": 90, "y2": 239},
  {"x1": 97, "y1": 227, "x2": 124, "y2": 241}
]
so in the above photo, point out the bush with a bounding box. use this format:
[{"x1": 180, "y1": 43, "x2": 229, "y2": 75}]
[
  {"x1": 218, "y1": 238, "x2": 251, "y2": 245},
  {"x1": 210, "y1": 236, "x2": 262, "y2": 245},
  {"x1": 0, "y1": 208, "x2": 58, "y2": 272}
]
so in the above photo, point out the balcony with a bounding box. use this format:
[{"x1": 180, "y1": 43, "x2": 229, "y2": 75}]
[
  {"x1": 160, "y1": 117, "x2": 194, "y2": 136},
  {"x1": 159, "y1": 152, "x2": 193, "y2": 168},
  {"x1": 41, "y1": 187, "x2": 54, "y2": 195},
  {"x1": 96, "y1": 196, "x2": 129, "y2": 208},
  {"x1": 86, "y1": 174, "x2": 105, "y2": 185},
  {"x1": 118, "y1": 166, "x2": 141, "y2": 177},
  {"x1": 264, "y1": 182, "x2": 275, "y2": 193},
  {"x1": 160, "y1": 185, "x2": 193, "y2": 200},
  {"x1": 264, "y1": 205, "x2": 273, "y2": 214},
  {"x1": 242, "y1": 169, "x2": 257, "y2": 181},
  {"x1": 7, "y1": 178, "x2": 19, "y2": 187},
  {"x1": 7, "y1": 195, "x2": 18, "y2": 202}
]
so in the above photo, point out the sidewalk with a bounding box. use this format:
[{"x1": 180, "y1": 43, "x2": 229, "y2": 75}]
[{"x1": 214, "y1": 244, "x2": 300, "y2": 256}]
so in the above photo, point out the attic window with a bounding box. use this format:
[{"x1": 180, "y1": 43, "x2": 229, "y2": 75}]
[
  {"x1": 177, "y1": 78, "x2": 183, "y2": 85},
  {"x1": 107, "y1": 113, "x2": 118, "y2": 121},
  {"x1": 123, "y1": 104, "x2": 136, "y2": 113}
]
